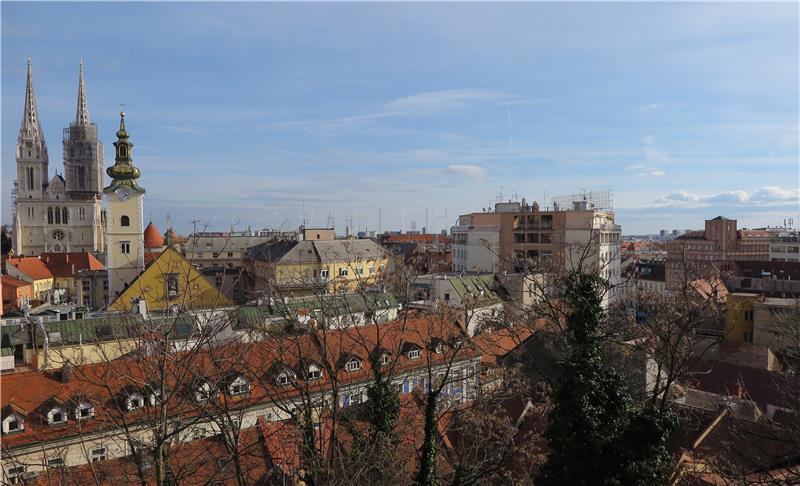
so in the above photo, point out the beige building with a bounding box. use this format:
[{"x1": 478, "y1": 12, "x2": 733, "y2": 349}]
[
  {"x1": 451, "y1": 199, "x2": 621, "y2": 305},
  {"x1": 245, "y1": 238, "x2": 389, "y2": 299}
]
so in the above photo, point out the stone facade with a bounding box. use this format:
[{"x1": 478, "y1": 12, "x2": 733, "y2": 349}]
[{"x1": 12, "y1": 59, "x2": 105, "y2": 257}]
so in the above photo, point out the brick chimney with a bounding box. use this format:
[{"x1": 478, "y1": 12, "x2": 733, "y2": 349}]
[{"x1": 60, "y1": 361, "x2": 72, "y2": 384}]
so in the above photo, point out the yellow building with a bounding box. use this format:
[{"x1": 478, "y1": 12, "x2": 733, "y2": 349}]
[
  {"x1": 724, "y1": 292, "x2": 760, "y2": 343},
  {"x1": 109, "y1": 247, "x2": 232, "y2": 312},
  {"x1": 245, "y1": 239, "x2": 388, "y2": 298}
]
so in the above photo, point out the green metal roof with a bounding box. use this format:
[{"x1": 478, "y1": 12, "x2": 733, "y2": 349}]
[{"x1": 41, "y1": 314, "x2": 197, "y2": 345}]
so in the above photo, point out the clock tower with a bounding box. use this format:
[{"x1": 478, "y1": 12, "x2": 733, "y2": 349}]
[{"x1": 104, "y1": 110, "x2": 146, "y2": 304}]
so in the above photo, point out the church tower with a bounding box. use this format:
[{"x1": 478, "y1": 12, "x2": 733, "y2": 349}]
[
  {"x1": 13, "y1": 58, "x2": 49, "y2": 254},
  {"x1": 12, "y1": 58, "x2": 106, "y2": 256},
  {"x1": 104, "y1": 110, "x2": 146, "y2": 303}
]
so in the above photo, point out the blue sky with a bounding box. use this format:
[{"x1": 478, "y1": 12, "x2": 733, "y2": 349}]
[{"x1": 2, "y1": 2, "x2": 798, "y2": 235}]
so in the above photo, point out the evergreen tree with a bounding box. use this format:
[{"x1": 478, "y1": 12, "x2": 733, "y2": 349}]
[
  {"x1": 1, "y1": 225, "x2": 11, "y2": 256},
  {"x1": 537, "y1": 271, "x2": 674, "y2": 486}
]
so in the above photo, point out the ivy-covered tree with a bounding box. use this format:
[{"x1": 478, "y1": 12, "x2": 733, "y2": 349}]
[
  {"x1": 1, "y1": 225, "x2": 12, "y2": 256},
  {"x1": 537, "y1": 271, "x2": 674, "y2": 486}
]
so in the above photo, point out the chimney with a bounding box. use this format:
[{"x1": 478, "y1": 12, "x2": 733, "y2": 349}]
[{"x1": 60, "y1": 361, "x2": 72, "y2": 384}]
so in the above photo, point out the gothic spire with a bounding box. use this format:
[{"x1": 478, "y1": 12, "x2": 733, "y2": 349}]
[
  {"x1": 19, "y1": 56, "x2": 45, "y2": 144},
  {"x1": 76, "y1": 59, "x2": 90, "y2": 126}
]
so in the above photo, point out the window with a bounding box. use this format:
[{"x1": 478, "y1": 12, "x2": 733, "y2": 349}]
[
  {"x1": 120, "y1": 215, "x2": 130, "y2": 227},
  {"x1": 90, "y1": 446, "x2": 107, "y2": 462},
  {"x1": 379, "y1": 353, "x2": 390, "y2": 366},
  {"x1": 127, "y1": 394, "x2": 144, "y2": 411},
  {"x1": 307, "y1": 364, "x2": 321, "y2": 380},
  {"x1": 369, "y1": 266, "x2": 375, "y2": 275},
  {"x1": 49, "y1": 408, "x2": 66, "y2": 425},
  {"x1": 346, "y1": 359, "x2": 361, "y2": 372},
  {"x1": 229, "y1": 378, "x2": 249, "y2": 396},
  {"x1": 212, "y1": 252, "x2": 219, "y2": 258},
  {"x1": 339, "y1": 268, "x2": 349, "y2": 277},
  {"x1": 434, "y1": 342, "x2": 443, "y2": 354},
  {"x1": 121, "y1": 241, "x2": 131, "y2": 254},
  {"x1": 47, "y1": 207, "x2": 54, "y2": 224},
  {"x1": 227, "y1": 252, "x2": 233, "y2": 257},
  {"x1": 6, "y1": 418, "x2": 21, "y2": 433},
  {"x1": 47, "y1": 456, "x2": 65, "y2": 468},
  {"x1": 408, "y1": 348, "x2": 421, "y2": 359},
  {"x1": 443, "y1": 293, "x2": 450, "y2": 301},
  {"x1": 166, "y1": 274, "x2": 179, "y2": 297},
  {"x1": 277, "y1": 373, "x2": 290, "y2": 386},
  {"x1": 356, "y1": 267, "x2": 364, "y2": 276},
  {"x1": 77, "y1": 404, "x2": 93, "y2": 420},
  {"x1": 27, "y1": 167, "x2": 34, "y2": 191},
  {"x1": 320, "y1": 269, "x2": 329, "y2": 279},
  {"x1": 55, "y1": 207, "x2": 62, "y2": 224},
  {"x1": 62, "y1": 207, "x2": 68, "y2": 225},
  {"x1": 5, "y1": 465, "x2": 25, "y2": 484}
]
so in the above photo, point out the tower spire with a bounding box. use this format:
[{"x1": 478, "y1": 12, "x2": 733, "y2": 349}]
[
  {"x1": 19, "y1": 56, "x2": 45, "y2": 144},
  {"x1": 76, "y1": 59, "x2": 90, "y2": 126}
]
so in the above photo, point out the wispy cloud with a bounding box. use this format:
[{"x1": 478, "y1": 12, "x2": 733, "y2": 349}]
[
  {"x1": 626, "y1": 164, "x2": 665, "y2": 177},
  {"x1": 407, "y1": 163, "x2": 488, "y2": 182},
  {"x1": 163, "y1": 126, "x2": 208, "y2": 136}
]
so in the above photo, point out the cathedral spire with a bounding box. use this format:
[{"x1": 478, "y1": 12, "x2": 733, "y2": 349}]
[
  {"x1": 19, "y1": 56, "x2": 45, "y2": 144},
  {"x1": 76, "y1": 59, "x2": 90, "y2": 126}
]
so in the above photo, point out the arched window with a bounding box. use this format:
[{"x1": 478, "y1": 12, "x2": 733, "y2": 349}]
[
  {"x1": 62, "y1": 208, "x2": 68, "y2": 225},
  {"x1": 47, "y1": 207, "x2": 54, "y2": 225},
  {"x1": 119, "y1": 145, "x2": 127, "y2": 157},
  {"x1": 121, "y1": 215, "x2": 130, "y2": 227},
  {"x1": 55, "y1": 207, "x2": 61, "y2": 225}
]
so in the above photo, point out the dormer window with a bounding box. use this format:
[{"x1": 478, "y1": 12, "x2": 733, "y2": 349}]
[
  {"x1": 194, "y1": 381, "x2": 215, "y2": 402},
  {"x1": 276, "y1": 373, "x2": 291, "y2": 386},
  {"x1": 434, "y1": 342, "x2": 443, "y2": 354},
  {"x1": 345, "y1": 358, "x2": 361, "y2": 372},
  {"x1": 126, "y1": 393, "x2": 144, "y2": 411},
  {"x1": 306, "y1": 364, "x2": 322, "y2": 381},
  {"x1": 408, "y1": 348, "x2": 421, "y2": 360},
  {"x1": 4, "y1": 415, "x2": 23, "y2": 434},
  {"x1": 379, "y1": 353, "x2": 390, "y2": 366},
  {"x1": 228, "y1": 376, "x2": 250, "y2": 396},
  {"x1": 48, "y1": 407, "x2": 67, "y2": 425},
  {"x1": 76, "y1": 403, "x2": 94, "y2": 420}
]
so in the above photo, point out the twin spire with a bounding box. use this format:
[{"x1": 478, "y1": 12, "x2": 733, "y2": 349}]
[{"x1": 19, "y1": 57, "x2": 91, "y2": 145}]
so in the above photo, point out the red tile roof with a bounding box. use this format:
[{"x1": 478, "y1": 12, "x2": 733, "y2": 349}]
[
  {"x1": 0, "y1": 316, "x2": 479, "y2": 451},
  {"x1": 1, "y1": 274, "x2": 32, "y2": 288},
  {"x1": 40, "y1": 252, "x2": 105, "y2": 277},
  {"x1": 5, "y1": 256, "x2": 54, "y2": 280}
]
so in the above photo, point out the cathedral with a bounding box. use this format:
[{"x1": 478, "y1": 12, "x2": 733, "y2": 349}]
[{"x1": 12, "y1": 58, "x2": 106, "y2": 257}]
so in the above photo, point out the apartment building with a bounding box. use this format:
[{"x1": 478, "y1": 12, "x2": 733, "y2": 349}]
[
  {"x1": 769, "y1": 234, "x2": 800, "y2": 262},
  {"x1": 451, "y1": 199, "x2": 621, "y2": 304},
  {"x1": 666, "y1": 217, "x2": 771, "y2": 288}
]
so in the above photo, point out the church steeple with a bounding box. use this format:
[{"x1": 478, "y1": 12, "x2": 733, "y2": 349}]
[
  {"x1": 76, "y1": 59, "x2": 90, "y2": 126},
  {"x1": 104, "y1": 110, "x2": 145, "y2": 194},
  {"x1": 18, "y1": 56, "x2": 47, "y2": 156}
]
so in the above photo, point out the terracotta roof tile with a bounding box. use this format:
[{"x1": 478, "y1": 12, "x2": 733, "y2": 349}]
[{"x1": 5, "y1": 256, "x2": 53, "y2": 280}]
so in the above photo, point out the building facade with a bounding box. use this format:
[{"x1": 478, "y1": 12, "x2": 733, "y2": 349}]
[
  {"x1": 666, "y1": 217, "x2": 771, "y2": 289},
  {"x1": 12, "y1": 59, "x2": 105, "y2": 257}
]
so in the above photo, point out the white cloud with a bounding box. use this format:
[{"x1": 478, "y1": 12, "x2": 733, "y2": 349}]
[
  {"x1": 382, "y1": 88, "x2": 512, "y2": 115},
  {"x1": 626, "y1": 164, "x2": 665, "y2": 177},
  {"x1": 654, "y1": 186, "x2": 799, "y2": 207}
]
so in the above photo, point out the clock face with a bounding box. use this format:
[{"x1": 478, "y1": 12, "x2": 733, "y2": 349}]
[{"x1": 116, "y1": 188, "x2": 130, "y2": 202}]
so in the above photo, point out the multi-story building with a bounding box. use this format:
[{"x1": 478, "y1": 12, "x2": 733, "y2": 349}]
[
  {"x1": 11, "y1": 59, "x2": 105, "y2": 257},
  {"x1": 451, "y1": 199, "x2": 621, "y2": 305},
  {"x1": 769, "y1": 234, "x2": 800, "y2": 262},
  {"x1": 245, "y1": 238, "x2": 389, "y2": 299},
  {"x1": 666, "y1": 217, "x2": 771, "y2": 288}
]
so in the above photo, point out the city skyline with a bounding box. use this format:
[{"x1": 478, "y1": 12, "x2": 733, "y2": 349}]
[{"x1": 2, "y1": 2, "x2": 798, "y2": 235}]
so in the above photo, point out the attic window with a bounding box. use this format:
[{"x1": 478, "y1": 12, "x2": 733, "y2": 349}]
[
  {"x1": 229, "y1": 377, "x2": 250, "y2": 396},
  {"x1": 127, "y1": 393, "x2": 144, "y2": 411},
  {"x1": 276, "y1": 373, "x2": 290, "y2": 386},
  {"x1": 49, "y1": 408, "x2": 67, "y2": 425},
  {"x1": 306, "y1": 364, "x2": 322, "y2": 380},
  {"x1": 346, "y1": 358, "x2": 361, "y2": 372},
  {"x1": 408, "y1": 348, "x2": 421, "y2": 360},
  {"x1": 434, "y1": 342, "x2": 443, "y2": 354},
  {"x1": 379, "y1": 353, "x2": 390, "y2": 366},
  {"x1": 5, "y1": 416, "x2": 22, "y2": 433},
  {"x1": 76, "y1": 404, "x2": 94, "y2": 420}
]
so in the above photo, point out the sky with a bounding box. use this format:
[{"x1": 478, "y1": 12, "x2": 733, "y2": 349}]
[{"x1": 2, "y1": 2, "x2": 798, "y2": 235}]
